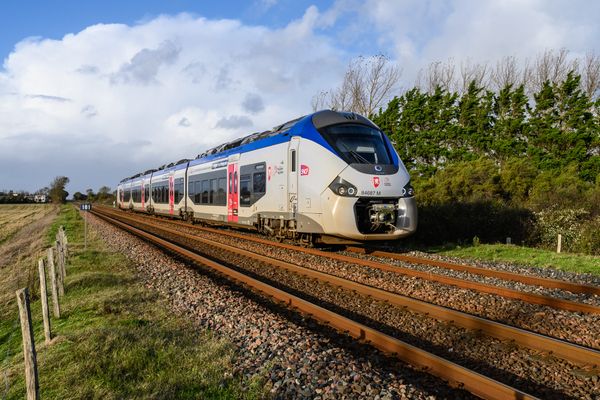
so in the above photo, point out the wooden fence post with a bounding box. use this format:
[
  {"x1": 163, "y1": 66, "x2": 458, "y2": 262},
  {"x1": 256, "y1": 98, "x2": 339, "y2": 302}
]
[
  {"x1": 53, "y1": 242, "x2": 65, "y2": 297},
  {"x1": 557, "y1": 234, "x2": 562, "y2": 253},
  {"x1": 60, "y1": 227, "x2": 69, "y2": 259},
  {"x1": 47, "y1": 248, "x2": 61, "y2": 318},
  {"x1": 56, "y1": 239, "x2": 66, "y2": 282},
  {"x1": 37, "y1": 259, "x2": 52, "y2": 344},
  {"x1": 15, "y1": 288, "x2": 40, "y2": 400}
]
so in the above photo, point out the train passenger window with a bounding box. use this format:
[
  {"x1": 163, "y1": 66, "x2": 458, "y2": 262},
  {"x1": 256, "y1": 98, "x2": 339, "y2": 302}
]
[
  {"x1": 175, "y1": 179, "x2": 183, "y2": 203},
  {"x1": 194, "y1": 181, "x2": 201, "y2": 204},
  {"x1": 253, "y1": 172, "x2": 266, "y2": 194},
  {"x1": 229, "y1": 173, "x2": 233, "y2": 193},
  {"x1": 240, "y1": 175, "x2": 251, "y2": 206},
  {"x1": 291, "y1": 150, "x2": 296, "y2": 172},
  {"x1": 217, "y1": 178, "x2": 226, "y2": 205},
  {"x1": 201, "y1": 180, "x2": 209, "y2": 204},
  {"x1": 210, "y1": 179, "x2": 217, "y2": 204}
]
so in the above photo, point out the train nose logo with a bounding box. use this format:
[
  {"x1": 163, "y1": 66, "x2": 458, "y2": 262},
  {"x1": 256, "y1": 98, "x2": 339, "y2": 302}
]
[
  {"x1": 374, "y1": 165, "x2": 382, "y2": 172},
  {"x1": 372, "y1": 176, "x2": 380, "y2": 188}
]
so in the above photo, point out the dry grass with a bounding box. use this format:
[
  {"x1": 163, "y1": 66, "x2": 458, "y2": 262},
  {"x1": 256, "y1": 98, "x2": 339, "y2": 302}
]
[
  {"x1": 0, "y1": 204, "x2": 56, "y2": 244},
  {"x1": 1, "y1": 205, "x2": 266, "y2": 399},
  {"x1": 0, "y1": 204, "x2": 58, "y2": 317}
]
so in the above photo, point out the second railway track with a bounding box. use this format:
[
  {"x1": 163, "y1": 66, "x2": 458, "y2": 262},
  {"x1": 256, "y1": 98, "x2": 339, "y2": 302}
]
[{"x1": 93, "y1": 207, "x2": 600, "y2": 399}]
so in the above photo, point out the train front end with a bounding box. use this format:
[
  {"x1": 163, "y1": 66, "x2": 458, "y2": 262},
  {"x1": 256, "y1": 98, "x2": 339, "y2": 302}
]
[{"x1": 308, "y1": 111, "x2": 417, "y2": 241}]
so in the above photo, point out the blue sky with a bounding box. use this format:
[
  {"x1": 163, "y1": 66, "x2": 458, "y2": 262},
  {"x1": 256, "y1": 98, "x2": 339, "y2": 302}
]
[
  {"x1": 1, "y1": 0, "x2": 599, "y2": 194},
  {"x1": 0, "y1": 0, "x2": 336, "y2": 63}
]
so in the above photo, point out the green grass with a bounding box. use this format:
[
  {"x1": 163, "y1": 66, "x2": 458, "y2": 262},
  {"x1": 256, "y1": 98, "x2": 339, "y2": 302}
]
[
  {"x1": 1, "y1": 205, "x2": 267, "y2": 399},
  {"x1": 433, "y1": 243, "x2": 600, "y2": 275}
]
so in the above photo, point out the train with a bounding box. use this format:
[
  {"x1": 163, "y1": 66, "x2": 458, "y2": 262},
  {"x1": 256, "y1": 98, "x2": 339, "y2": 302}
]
[{"x1": 116, "y1": 110, "x2": 417, "y2": 244}]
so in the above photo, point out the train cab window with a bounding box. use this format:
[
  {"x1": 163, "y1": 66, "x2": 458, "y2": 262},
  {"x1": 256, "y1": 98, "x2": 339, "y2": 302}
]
[
  {"x1": 319, "y1": 124, "x2": 392, "y2": 165},
  {"x1": 240, "y1": 175, "x2": 251, "y2": 206},
  {"x1": 253, "y1": 172, "x2": 266, "y2": 194},
  {"x1": 291, "y1": 150, "x2": 296, "y2": 172}
]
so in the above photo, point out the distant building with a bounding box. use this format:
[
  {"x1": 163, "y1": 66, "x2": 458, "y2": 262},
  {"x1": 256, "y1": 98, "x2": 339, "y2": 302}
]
[{"x1": 34, "y1": 194, "x2": 48, "y2": 203}]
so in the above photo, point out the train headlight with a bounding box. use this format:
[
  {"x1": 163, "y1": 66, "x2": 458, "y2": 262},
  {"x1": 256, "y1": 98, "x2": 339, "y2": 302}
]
[
  {"x1": 329, "y1": 177, "x2": 358, "y2": 197},
  {"x1": 401, "y1": 181, "x2": 415, "y2": 197}
]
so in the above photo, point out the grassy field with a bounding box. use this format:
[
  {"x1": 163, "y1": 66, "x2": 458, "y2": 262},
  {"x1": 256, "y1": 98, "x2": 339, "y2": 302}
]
[
  {"x1": 0, "y1": 204, "x2": 58, "y2": 317},
  {"x1": 433, "y1": 243, "x2": 600, "y2": 275},
  {"x1": 0, "y1": 206, "x2": 266, "y2": 399},
  {"x1": 0, "y1": 204, "x2": 55, "y2": 244}
]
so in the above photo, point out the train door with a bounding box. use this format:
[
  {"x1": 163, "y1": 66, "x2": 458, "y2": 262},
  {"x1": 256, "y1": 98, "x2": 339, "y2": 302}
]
[
  {"x1": 288, "y1": 137, "x2": 300, "y2": 216},
  {"x1": 168, "y1": 175, "x2": 175, "y2": 215},
  {"x1": 228, "y1": 163, "x2": 238, "y2": 222}
]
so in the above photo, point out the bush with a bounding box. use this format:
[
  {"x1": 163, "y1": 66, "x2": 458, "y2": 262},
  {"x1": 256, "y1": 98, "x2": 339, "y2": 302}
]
[
  {"x1": 409, "y1": 158, "x2": 600, "y2": 255},
  {"x1": 533, "y1": 208, "x2": 590, "y2": 253},
  {"x1": 576, "y1": 216, "x2": 600, "y2": 255},
  {"x1": 410, "y1": 201, "x2": 536, "y2": 246}
]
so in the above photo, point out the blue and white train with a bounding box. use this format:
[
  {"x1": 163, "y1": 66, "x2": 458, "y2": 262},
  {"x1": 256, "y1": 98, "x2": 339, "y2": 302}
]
[{"x1": 117, "y1": 110, "x2": 417, "y2": 244}]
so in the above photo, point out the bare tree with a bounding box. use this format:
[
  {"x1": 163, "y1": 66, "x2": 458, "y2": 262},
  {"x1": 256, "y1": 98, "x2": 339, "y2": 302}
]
[
  {"x1": 580, "y1": 52, "x2": 600, "y2": 100},
  {"x1": 416, "y1": 59, "x2": 456, "y2": 93},
  {"x1": 311, "y1": 55, "x2": 402, "y2": 116},
  {"x1": 311, "y1": 91, "x2": 329, "y2": 112},
  {"x1": 492, "y1": 56, "x2": 521, "y2": 91},
  {"x1": 459, "y1": 60, "x2": 489, "y2": 93},
  {"x1": 528, "y1": 48, "x2": 577, "y2": 93}
]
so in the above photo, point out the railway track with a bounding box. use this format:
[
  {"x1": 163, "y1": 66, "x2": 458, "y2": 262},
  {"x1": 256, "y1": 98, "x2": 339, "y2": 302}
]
[
  {"x1": 93, "y1": 207, "x2": 599, "y2": 399},
  {"x1": 98, "y1": 206, "x2": 600, "y2": 315},
  {"x1": 345, "y1": 246, "x2": 600, "y2": 296}
]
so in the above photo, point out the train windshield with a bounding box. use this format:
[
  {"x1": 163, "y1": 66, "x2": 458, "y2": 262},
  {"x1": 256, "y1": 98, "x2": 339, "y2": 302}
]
[{"x1": 319, "y1": 124, "x2": 393, "y2": 165}]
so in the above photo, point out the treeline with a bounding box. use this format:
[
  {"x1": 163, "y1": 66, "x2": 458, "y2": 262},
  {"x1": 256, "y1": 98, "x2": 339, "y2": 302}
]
[
  {"x1": 0, "y1": 192, "x2": 37, "y2": 204},
  {"x1": 371, "y1": 70, "x2": 599, "y2": 254},
  {"x1": 73, "y1": 186, "x2": 115, "y2": 203}
]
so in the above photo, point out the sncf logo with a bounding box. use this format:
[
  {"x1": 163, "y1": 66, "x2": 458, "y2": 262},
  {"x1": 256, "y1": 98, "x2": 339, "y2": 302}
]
[
  {"x1": 300, "y1": 164, "x2": 310, "y2": 176},
  {"x1": 372, "y1": 176, "x2": 380, "y2": 188}
]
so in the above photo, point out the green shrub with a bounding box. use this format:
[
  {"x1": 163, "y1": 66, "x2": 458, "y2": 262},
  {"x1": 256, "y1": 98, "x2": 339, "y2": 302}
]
[
  {"x1": 410, "y1": 201, "x2": 536, "y2": 246},
  {"x1": 533, "y1": 208, "x2": 590, "y2": 253}
]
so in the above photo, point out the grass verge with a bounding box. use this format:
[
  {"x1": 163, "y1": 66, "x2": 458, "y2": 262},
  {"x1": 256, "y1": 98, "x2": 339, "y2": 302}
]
[
  {"x1": 1, "y1": 205, "x2": 266, "y2": 399},
  {"x1": 433, "y1": 243, "x2": 600, "y2": 275}
]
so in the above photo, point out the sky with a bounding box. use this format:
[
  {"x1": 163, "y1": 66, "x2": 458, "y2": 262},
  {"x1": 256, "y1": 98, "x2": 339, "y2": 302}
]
[{"x1": 1, "y1": 0, "x2": 599, "y2": 195}]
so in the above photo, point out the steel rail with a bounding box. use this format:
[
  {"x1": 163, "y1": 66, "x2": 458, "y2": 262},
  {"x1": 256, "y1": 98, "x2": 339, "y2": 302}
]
[
  {"x1": 345, "y1": 246, "x2": 600, "y2": 296},
  {"x1": 92, "y1": 209, "x2": 539, "y2": 400},
  {"x1": 100, "y1": 207, "x2": 600, "y2": 315},
  {"x1": 94, "y1": 208, "x2": 600, "y2": 367}
]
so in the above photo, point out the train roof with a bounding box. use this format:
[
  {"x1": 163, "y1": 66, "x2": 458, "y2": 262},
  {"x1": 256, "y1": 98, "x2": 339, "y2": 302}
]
[{"x1": 119, "y1": 110, "x2": 381, "y2": 183}]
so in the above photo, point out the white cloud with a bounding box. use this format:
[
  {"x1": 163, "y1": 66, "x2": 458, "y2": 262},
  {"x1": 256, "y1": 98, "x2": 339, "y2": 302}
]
[
  {"x1": 2, "y1": 2, "x2": 598, "y2": 193},
  {"x1": 324, "y1": 0, "x2": 600, "y2": 84},
  {"x1": 0, "y1": 12, "x2": 345, "y2": 192}
]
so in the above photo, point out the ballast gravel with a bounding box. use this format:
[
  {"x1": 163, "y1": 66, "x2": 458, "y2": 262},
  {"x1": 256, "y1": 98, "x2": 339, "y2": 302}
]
[
  {"x1": 120, "y1": 218, "x2": 599, "y2": 399},
  {"x1": 87, "y1": 212, "x2": 476, "y2": 400},
  {"x1": 156, "y1": 221, "x2": 600, "y2": 351}
]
